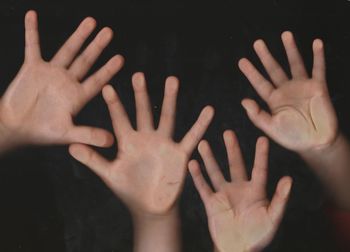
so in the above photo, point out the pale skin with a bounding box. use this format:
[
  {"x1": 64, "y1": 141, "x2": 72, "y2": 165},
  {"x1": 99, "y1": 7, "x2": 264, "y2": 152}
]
[
  {"x1": 189, "y1": 131, "x2": 292, "y2": 252},
  {"x1": 239, "y1": 31, "x2": 350, "y2": 209},
  {"x1": 69, "y1": 73, "x2": 215, "y2": 252},
  {"x1": 0, "y1": 10, "x2": 124, "y2": 153}
]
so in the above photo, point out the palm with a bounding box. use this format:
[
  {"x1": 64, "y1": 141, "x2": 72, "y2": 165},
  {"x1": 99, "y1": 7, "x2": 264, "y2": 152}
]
[
  {"x1": 207, "y1": 183, "x2": 273, "y2": 252},
  {"x1": 108, "y1": 133, "x2": 188, "y2": 214},
  {"x1": 239, "y1": 31, "x2": 337, "y2": 153},
  {"x1": 69, "y1": 73, "x2": 214, "y2": 216},
  {"x1": 0, "y1": 11, "x2": 123, "y2": 147},
  {"x1": 189, "y1": 132, "x2": 292, "y2": 252}
]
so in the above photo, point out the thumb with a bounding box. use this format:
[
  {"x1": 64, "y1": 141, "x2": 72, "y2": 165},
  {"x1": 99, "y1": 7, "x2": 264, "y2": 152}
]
[
  {"x1": 69, "y1": 143, "x2": 110, "y2": 179},
  {"x1": 268, "y1": 176, "x2": 293, "y2": 226},
  {"x1": 65, "y1": 125, "x2": 114, "y2": 147}
]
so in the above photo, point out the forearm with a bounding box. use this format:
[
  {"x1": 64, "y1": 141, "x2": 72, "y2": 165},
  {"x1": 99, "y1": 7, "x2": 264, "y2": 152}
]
[
  {"x1": 300, "y1": 133, "x2": 350, "y2": 209},
  {"x1": 132, "y1": 208, "x2": 181, "y2": 252}
]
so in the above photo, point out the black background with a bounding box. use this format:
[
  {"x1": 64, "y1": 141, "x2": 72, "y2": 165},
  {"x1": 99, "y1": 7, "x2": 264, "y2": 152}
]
[{"x1": 0, "y1": 0, "x2": 350, "y2": 251}]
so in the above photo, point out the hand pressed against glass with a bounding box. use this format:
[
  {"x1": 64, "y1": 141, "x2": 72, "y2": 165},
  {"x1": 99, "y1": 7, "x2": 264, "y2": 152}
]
[
  {"x1": 69, "y1": 73, "x2": 214, "y2": 216},
  {"x1": 239, "y1": 31, "x2": 338, "y2": 153},
  {"x1": 189, "y1": 131, "x2": 292, "y2": 252},
  {"x1": 0, "y1": 11, "x2": 123, "y2": 149}
]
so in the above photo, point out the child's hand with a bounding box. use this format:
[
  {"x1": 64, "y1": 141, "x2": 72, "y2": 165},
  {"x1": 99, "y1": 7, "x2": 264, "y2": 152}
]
[
  {"x1": 0, "y1": 11, "x2": 123, "y2": 148},
  {"x1": 189, "y1": 131, "x2": 292, "y2": 252},
  {"x1": 69, "y1": 73, "x2": 214, "y2": 217},
  {"x1": 239, "y1": 31, "x2": 338, "y2": 153}
]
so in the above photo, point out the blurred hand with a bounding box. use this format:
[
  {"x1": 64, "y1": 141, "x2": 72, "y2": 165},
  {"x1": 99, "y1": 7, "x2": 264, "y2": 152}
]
[
  {"x1": 69, "y1": 73, "x2": 214, "y2": 217},
  {"x1": 189, "y1": 131, "x2": 292, "y2": 252},
  {"x1": 239, "y1": 31, "x2": 338, "y2": 153},
  {"x1": 0, "y1": 10, "x2": 123, "y2": 148}
]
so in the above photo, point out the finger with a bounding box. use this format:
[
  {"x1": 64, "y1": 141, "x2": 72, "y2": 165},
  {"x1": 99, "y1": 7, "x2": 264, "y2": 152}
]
[
  {"x1": 312, "y1": 39, "x2": 326, "y2": 82},
  {"x1": 65, "y1": 125, "x2": 115, "y2": 147},
  {"x1": 241, "y1": 99, "x2": 273, "y2": 135},
  {"x1": 157, "y1": 76, "x2": 179, "y2": 137},
  {"x1": 281, "y1": 31, "x2": 308, "y2": 79},
  {"x1": 132, "y1": 72, "x2": 154, "y2": 131},
  {"x1": 253, "y1": 39, "x2": 289, "y2": 86},
  {"x1": 51, "y1": 17, "x2": 96, "y2": 67},
  {"x1": 238, "y1": 58, "x2": 274, "y2": 101},
  {"x1": 189, "y1": 160, "x2": 213, "y2": 202},
  {"x1": 198, "y1": 140, "x2": 226, "y2": 190},
  {"x1": 69, "y1": 143, "x2": 110, "y2": 180},
  {"x1": 251, "y1": 137, "x2": 269, "y2": 188},
  {"x1": 102, "y1": 85, "x2": 133, "y2": 138},
  {"x1": 180, "y1": 106, "x2": 215, "y2": 154},
  {"x1": 82, "y1": 55, "x2": 124, "y2": 102},
  {"x1": 223, "y1": 130, "x2": 248, "y2": 181},
  {"x1": 69, "y1": 27, "x2": 114, "y2": 80},
  {"x1": 24, "y1": 10, "x2": 41, "y2": 61},
  {"x1": 268, "y1": 176, "x2": 292, "y2": 226}
]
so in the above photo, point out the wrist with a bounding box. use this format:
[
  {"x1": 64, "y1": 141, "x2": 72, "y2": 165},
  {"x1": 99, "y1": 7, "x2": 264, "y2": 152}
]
[
  {"x1": 0, "y1": 114, "x2": 17, "y2": 154},
  {"x1": 299, "y1": 132, "x2": 344, "y2": 161},
  {"x1": 131, "y1": 205, "x2": 180, "y2": 225}
]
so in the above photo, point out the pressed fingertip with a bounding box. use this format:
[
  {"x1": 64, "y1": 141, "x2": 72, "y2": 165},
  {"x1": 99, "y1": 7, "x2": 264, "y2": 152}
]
[
  {"x1": 188, "y1": 160, "x2": 200, "y2": 173},
  {"x1": 198, "y1": 140, "x2": 209, "y2": 152},
  {"x1": 253, "y1": 39, "x2": 265, "y2": 50},
  {"x1": 241, "y1": 99, "x2": 256, "y2": 114},
  {"x1": 313, "y1": 39, "x2": 324, "y2": 50},
  {"x1": 132, "y1": 72, "x2": 146, "y2": 90},
  {"x1": 102, "y1": 85, "x2": 116, "y2": 102},
  {"x1": 281, "y1": 31, "x2": 293, "y2": 41}
]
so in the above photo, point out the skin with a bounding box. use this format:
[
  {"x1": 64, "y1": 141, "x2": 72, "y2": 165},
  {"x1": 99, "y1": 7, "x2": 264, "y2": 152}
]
[
  {"x1": 69, "y1": 73, "x2": 215, "y2": 252},
  {"x1": 0, "y1": 10, "x2": 124, "y2": 153},
  {"x1": 189, "y1": 131, "x2": 292, "y2": 252},
  {"x1": 239, "y1": 31, "x2": 350, "y2": 209}
]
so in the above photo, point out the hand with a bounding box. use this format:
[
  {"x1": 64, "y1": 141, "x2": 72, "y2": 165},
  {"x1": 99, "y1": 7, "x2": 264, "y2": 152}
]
[
  {"x1": 0, "y1": 10, "x2": 123, "y2": 148},
  {"x1": 189, "y1": 131, "x2": 292, "y2": 252},
  {"x1": 69, "y1": 73, "x2": 214, "y2": 217},
  {"x1": 238, "y1": 31, "x2": 338, "y2": 153}
]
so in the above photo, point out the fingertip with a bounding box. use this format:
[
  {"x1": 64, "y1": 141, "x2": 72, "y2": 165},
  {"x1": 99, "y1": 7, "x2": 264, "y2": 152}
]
[
  {"x1": 102, "y1": 84, "x2": 116, "y2": 102},
  {"x1": 313, "y1": 39, "x2": 324, "y2": 51},
  {"x1": 198, "y1": 139, "x2": 209, "y2": 153},
  {"x1": 223, "y1": 129, "x2": 236, "y2": 141},
  {"x1": 82, "y1": 17, "x2": 97, "y2": 30},
  {"x1": 25, "y1": 10, "x2": 37, "y2": 20},
  {"x1": 241, "y1": 98, "x2": 257, "y2": 114},
  {"x1": 238, "y1": 58, "x2": 249, "y2": 70},
  {"x1": 132, "y1": 72, "x2": 146, "y2": 90},
  {"x1": 100, "y1": 131, "x2": 115, "y2": 147},
  {"x1": 101, "y1": 26, "x2": 114, "y2": 40},
  {"x1": 165, "y1": 76, "x2": 180, "y2": 94},
  {"x1": 253, "y1": 39, "x2": 265, "y2": 51},
  {"x1": 188, "y1": 160, "x2": 200, "y2": 174},
  {"x1": 256, "y1": 136, "x2": 269, "y2": 151},
  {"x1": 202, "y1": 105, "x2": 215, "y2": 120},
  {"x1": 281, "y1": 30, "x2": 293, "y2": 42},
  {"x1": 69, "y1": 144, "x2": 85, "y2": 161}
]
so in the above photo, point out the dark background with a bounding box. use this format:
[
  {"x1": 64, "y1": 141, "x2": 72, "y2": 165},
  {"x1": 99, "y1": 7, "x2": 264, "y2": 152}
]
[{"x1": 0, "y1": 0, "x2": 350, "y2": 251}]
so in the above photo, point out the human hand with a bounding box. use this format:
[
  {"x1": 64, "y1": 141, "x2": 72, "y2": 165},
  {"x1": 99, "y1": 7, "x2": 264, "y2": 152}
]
[
  {"x1": 0, "y1": 10, "x2": 123, "y2": 149},
  {"x1": 189, "y1": 131, "x2": 292, "y2": 252},
  {"x1": 238, "y1": 31, "x2": 338, "y2": 154},
  {"x1": 69, "y1": 73, "x2": 214, "y2": 217}
]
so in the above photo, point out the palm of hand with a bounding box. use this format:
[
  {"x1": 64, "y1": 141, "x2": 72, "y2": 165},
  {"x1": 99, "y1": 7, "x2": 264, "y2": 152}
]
[
  {"x1": 1, "y1": 62, "x2": 82, "y2": 143},
  {"x1": 0, "y1": 11, "x2": 123, "y2": 147},
  {"x1": 189, "y1": 132, "x2": 292, "y2": 252},
  {"x1": 239, "y1": 31, "x2": 338, "y2": 153},
  {"x1": 69, "y1": 74, "x2": 214, "y2": 216},
  {"x1": 267, "y1": 79, "x2": 336, "y2": 151},
  {"x1": 107, "y1": 132, "x2": 188, "y2": 214},
  {"x1": 207, "y1": 182, "x2": 274, "y2": 252}
]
